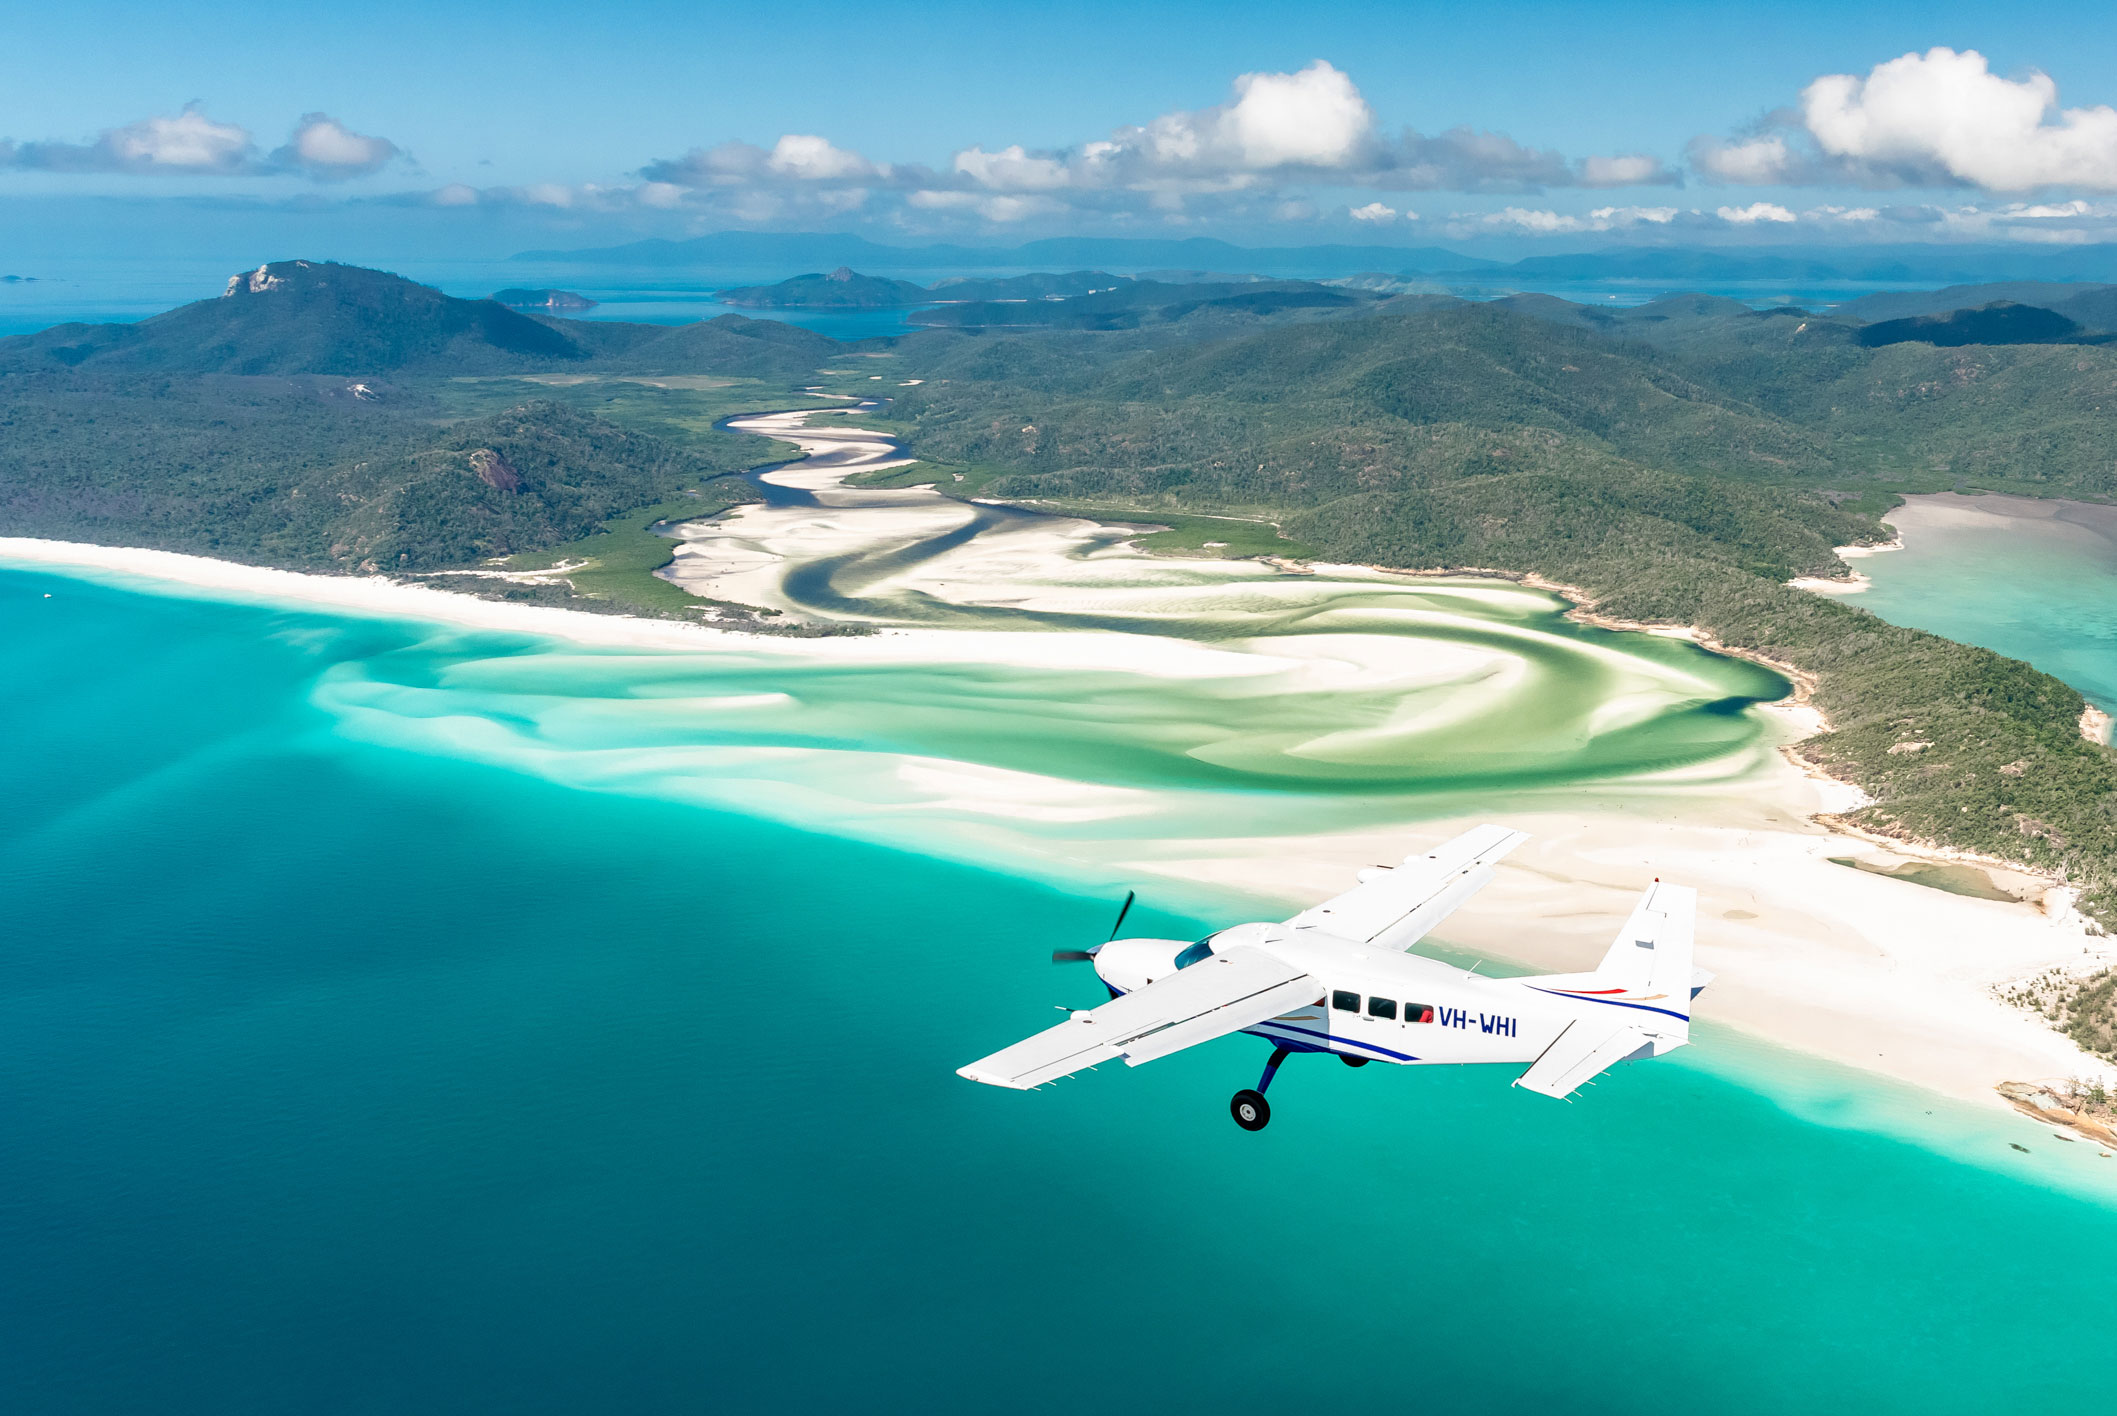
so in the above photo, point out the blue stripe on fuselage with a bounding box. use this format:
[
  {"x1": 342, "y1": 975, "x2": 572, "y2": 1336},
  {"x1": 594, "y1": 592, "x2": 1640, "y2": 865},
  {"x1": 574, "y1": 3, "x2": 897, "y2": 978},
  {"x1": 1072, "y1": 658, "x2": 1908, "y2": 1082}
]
[
  {"x1": 1102, "y1": 981, "x2": 1425, "y2": 1062},
  {"x1": 1526, "y1": 987, "x2": 1689, "y2": 1023},
  {"x1": 1245, "y1": 1020, "x2": 1421, "y2": 1062}
]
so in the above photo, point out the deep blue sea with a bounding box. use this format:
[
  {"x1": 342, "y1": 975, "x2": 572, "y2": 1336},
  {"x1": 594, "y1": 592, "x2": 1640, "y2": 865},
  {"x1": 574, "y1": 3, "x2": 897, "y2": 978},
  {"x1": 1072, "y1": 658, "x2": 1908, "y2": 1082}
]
[{"x1": 6, "y1": 566, "x2": 2117, "y2": 1414}]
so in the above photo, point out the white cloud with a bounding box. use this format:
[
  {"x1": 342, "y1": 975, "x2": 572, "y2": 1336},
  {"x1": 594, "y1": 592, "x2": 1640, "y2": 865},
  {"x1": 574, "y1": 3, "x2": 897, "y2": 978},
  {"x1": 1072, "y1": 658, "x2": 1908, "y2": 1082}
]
[
  {"x1": 946, "y1": 61, "x2": 1672, "y2": 199},
  {"x1": 1995, "y1": 198, "x2": 2091, "y2": 220},
  {"x1": 1476, "y1": 204, "x2": 1680, "y2": 233},
  {"x1": 272, "y1": 113, "x2": 402, "y2": 180},
  {"x1": 765, "y1": 134, "x2": 879, "y2": 181},
  {"x1": 640, "y1": 135, "x2": 887, "y2": 188},
  {"x1": 1802, "y1": 48, "x2": 2117, "y2": 190},
  {"x1": 1691, "y1": 49, "x2": 2117, "y2": 192},
  {"x1": 0, "y1": 105, "x2": 405, "y2": 181},
  {"x1": 1480, "y1": 206, "x2": 1586, "y2": 232},
  {"x1": 1579, "y1": 153, "x2": 1678, "y2": 187},
  {"x1": 1349, "y1": 201, "x2": 1398, "y2": 222},
  {"x1": 952, "y1": 144, "x2": 1070, "y2": 191},
  {"x1": 629, "y1": 59, "x2": 1676, "y2": 231},
  {"x1": 1589, "y1": 204, "x2": 1678, "y2": 224},
  {"x1": 1688, "y1": 134, "x2": 1794, "y2": 184},
  {"x1": 1003, "y1": 59, "x2": 1383, "y2": 189},
  {"x1": 1716, "y1": 201, "x2": 1797, "y2": 223},
  {"x1": 907, "y1": 189, "x2": 1054, "y2": 222},
  {"x1": 1209, "y1": 60, "x2": 1377, "y2": 169},
  {"x1": 2, "y1": 105, "x2": 257, "y2": 173},
  {"x1": 110, "y1": 108, "x2": 251, "y2": 170}
]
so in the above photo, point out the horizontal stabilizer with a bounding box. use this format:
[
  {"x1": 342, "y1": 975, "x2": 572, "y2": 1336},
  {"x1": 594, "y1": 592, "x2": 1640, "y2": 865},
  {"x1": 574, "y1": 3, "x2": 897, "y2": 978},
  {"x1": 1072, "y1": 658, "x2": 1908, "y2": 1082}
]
[
  {"x1": 1513, "y1": 1020, "x2": 1653, "y2": 1100},
  {"x1": 958, "y1": 946, "x2": 1318, "y2": 1090},
  {"x1": 1287, "y1": 823, "x2": 1527, "y2": 951}
]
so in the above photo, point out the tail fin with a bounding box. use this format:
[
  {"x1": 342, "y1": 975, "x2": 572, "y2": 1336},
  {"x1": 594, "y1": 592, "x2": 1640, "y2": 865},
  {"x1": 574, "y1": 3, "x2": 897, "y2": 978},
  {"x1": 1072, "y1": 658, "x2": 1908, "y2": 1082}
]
[
  {"x1": 1512, "y1": 883, "x2": 1699, "y2": 1097},
  {"x1": 1593, "y1": 882, "x2": 1695, "y2": 990},
  {"x1": 1591, "y1": 882, "x2": 1696, "y2": 1040}
]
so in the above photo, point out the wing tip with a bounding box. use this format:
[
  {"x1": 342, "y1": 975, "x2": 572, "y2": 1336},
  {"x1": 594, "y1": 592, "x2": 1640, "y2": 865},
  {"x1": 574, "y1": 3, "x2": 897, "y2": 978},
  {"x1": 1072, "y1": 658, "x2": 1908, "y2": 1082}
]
[{"x1": 956, "y1": 1063, "x2": 1029, "y2": 1089}]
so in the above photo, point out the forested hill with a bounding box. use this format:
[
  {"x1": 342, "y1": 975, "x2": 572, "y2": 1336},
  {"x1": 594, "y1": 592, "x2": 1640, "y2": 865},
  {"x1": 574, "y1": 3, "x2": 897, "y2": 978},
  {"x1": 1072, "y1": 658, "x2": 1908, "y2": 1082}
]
[
  {"x1": 0, "y1": 261, "x2": 841, "y2": 379},
  {"x1": 886, "y1": 296, "x2": 2117, "y2": 934},
  {"x1": 0, "y1": 379, "x2": 754, "y2": 573},
  {"x1": 0, "y1": 261, "x2": 822, "y2": 578},
  {"x1": 6, "y1": 256, "x2": 2116, "y2": 1028},
  {"x1": 716, "y1": 267, "x2": 929, "y2": 308}
]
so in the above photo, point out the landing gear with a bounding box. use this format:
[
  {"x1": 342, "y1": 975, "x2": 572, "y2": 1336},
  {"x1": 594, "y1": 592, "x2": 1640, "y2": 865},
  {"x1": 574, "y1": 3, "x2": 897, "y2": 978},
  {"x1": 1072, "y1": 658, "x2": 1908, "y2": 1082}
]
[
  {"x1": 1231, "y1": 1046, "x2": 1291, "y2": 1131},
  {"x1": 1341, "y1": 1054, "x2": 1369, "y2": 1068}
]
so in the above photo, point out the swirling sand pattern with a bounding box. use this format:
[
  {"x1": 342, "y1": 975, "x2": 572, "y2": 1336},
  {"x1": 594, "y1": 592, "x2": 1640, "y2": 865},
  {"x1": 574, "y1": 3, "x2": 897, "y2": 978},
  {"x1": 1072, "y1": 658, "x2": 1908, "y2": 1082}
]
[{"x1": 315, "y1": 408, "x2": 1788, "y2": 875}]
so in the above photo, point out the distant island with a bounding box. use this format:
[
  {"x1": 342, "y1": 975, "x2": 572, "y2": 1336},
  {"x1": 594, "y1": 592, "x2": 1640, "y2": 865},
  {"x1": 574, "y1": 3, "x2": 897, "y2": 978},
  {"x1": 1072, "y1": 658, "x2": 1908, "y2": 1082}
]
[
  {"x1": 513, "y1": 228, "x2": 2117, "y2": 287},
  {"x1": 716, "y1": 267, "x2": 930, "y2": 309},
  {"x1": 491, "y1": 287, "x2": 598, "y2": 312}
]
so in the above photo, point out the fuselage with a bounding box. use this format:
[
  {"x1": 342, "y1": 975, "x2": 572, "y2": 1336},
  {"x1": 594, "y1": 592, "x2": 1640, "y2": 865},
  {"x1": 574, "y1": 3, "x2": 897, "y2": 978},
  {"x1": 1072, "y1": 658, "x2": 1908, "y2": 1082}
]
[{"x1": 1093, "y1": 923, "x2": 1653, "y2": 1068}]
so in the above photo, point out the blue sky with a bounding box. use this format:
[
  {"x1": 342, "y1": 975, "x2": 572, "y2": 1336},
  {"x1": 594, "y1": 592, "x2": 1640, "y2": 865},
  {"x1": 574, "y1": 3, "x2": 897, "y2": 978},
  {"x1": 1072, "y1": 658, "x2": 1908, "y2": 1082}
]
[{"x1": 9, "y1": 0, "x2": 2117, "y2": 255}]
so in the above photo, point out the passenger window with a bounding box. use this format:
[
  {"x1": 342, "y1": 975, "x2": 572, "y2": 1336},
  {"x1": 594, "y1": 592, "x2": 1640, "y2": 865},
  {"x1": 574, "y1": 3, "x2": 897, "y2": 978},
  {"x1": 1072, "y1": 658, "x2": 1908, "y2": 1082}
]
[
  {"x1": 1332, "y1": 990, "x2": 1360, "y2": 1012},
  {"x1": 1406, "y1": 1002, "x2": 1435, "y2": 1023},
  {"x1": 1368, "y1": 997, "x2": 1397, "y2": 1020}
]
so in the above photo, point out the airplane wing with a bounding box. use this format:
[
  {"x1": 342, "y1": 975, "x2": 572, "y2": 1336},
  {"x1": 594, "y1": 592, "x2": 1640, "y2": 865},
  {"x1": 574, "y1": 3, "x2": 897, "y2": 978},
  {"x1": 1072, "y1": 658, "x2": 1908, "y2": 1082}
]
[
  {"x1": 1286, "y1": 823, "x2": 1528, "y2": 950},
  {"x1": 957, "y1": 946, "x2": 1321, "y2": 1090},
  {"x1": 1511, "y1": 1020, "x2": 1654, "y2": 1100}
]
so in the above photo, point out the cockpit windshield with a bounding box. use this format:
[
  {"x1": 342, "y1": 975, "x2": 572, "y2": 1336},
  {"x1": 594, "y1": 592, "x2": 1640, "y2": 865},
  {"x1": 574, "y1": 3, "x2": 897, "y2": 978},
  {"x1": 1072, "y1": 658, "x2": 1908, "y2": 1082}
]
[{"x1": 1173, "y1": 936, "x2": 1216, "y2": 970}]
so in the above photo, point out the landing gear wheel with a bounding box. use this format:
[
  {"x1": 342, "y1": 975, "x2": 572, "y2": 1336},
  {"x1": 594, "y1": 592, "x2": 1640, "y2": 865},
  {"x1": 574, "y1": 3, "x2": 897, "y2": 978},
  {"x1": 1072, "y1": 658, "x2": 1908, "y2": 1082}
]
[
  {"x1": 1341, "y1": 1054, "x2": 1369, "y2": 1068},
  {"x1": 1230, "y1": 1089, "x2": 1271, "y2": 1131}
]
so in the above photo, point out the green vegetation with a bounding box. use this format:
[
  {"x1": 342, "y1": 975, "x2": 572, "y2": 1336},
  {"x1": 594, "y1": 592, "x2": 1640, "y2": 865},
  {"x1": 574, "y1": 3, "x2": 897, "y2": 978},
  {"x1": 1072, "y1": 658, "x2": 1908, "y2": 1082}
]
[
  {"x1": 927, "y1": 271, "x2": 1128, "y2": 301},
  {"x1": 2003, "y1": 967, "x2": 2117, "y2": 1062},
  {"x1": 842, "y1": 458, "x2": 1011, "y2": 497},
  {"x1": 908, "y1": 278, "x2": 1367, "y2": 331},
  {"x1": 499, "y1": 488, "x2": 757, "y2": 617},
  {"x1": 1025, "y1": 504, "x2": 1312, "y2": 559},
  {"x1": 884, "y1": 293, "x2": 2117, "y2": 926},
  {"x1": 0, "y1": 373, "x2": 770, "y2": 573},
  {"x1": 0, "y1": 260, "x2": 844, "y2": 382},
  {"x1": 6, "y1": 257, "x2": 2117, "y2": 931},
  {"x1": 1856, "y1": 301, "x2": 2091, "y2": 349},
  {"x1": 717, "y1": 267, "x2": 929, "y2": 309}
]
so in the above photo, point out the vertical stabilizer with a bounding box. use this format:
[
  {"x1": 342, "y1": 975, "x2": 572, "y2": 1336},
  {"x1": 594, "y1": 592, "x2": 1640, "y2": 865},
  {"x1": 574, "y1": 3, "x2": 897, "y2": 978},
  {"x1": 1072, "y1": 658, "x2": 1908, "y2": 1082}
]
[{"x1": 1592, "y1": 882, "x2": 1696, "y2": 1015}]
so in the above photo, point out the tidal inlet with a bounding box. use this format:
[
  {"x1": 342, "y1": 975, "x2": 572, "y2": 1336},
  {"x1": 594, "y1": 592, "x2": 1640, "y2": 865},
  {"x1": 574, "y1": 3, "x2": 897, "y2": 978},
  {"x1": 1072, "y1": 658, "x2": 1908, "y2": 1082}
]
[{"x1": 253, "y1": 408, "x2": 2104, "y2": 1116}]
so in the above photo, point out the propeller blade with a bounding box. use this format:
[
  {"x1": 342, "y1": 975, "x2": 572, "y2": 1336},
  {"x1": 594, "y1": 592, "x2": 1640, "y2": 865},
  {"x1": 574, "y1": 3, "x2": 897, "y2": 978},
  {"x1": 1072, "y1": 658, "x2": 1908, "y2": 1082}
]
[
  {"x1": 1105, "y1": 889, "x2": 1136, "y2": 942},
  {"x1": 1051, "y1": 949, "x2": 1098, "y2": 964}
]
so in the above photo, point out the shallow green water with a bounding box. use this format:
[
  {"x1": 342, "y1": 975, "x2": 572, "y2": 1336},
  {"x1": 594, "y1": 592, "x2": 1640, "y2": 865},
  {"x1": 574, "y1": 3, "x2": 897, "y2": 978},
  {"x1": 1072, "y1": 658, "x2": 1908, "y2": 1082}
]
[{"x1": 6, "y1": 567, "x2": 2117, "y2": 1414}]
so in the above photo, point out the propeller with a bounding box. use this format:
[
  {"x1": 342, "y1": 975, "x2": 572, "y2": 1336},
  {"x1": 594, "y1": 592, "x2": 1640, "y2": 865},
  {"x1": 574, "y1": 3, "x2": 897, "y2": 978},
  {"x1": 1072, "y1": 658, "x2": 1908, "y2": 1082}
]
[{"x1": 1052, "y1": 889, "x2": 1136, "y2": 964}]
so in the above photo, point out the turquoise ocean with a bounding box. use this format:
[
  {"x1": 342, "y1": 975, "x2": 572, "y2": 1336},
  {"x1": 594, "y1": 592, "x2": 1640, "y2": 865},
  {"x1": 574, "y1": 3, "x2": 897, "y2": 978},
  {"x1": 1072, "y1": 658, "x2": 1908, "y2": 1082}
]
[
  {"x1": 1854, "y1": 496, "x2": 2117, "y2": 717},
  {"x1": 6, "y1": 563, "x2": 2117, "y2": 1413}
]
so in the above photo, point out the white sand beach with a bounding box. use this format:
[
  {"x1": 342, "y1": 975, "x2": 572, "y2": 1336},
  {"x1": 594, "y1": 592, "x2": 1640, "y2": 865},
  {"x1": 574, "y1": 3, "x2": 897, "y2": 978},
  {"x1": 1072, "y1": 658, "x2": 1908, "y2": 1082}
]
[{"x1": 9, "y1": 409, "x2": 2115, "y2": 1116}]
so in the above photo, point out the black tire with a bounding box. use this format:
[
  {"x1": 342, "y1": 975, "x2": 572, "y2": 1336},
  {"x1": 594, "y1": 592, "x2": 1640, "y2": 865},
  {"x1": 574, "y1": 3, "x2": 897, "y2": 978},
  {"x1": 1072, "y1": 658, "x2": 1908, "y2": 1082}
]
[
  {"x1": 1230, "y1": 1089, "x2": 1271, "y2": 1131},
  {"x1": 1341, "y1": 1054, "x2": 1369, "y2": 1068}
]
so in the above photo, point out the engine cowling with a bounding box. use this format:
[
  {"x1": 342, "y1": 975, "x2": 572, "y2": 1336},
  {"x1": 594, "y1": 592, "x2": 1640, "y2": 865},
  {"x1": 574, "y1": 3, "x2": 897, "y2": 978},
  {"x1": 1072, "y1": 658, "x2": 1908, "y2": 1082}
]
[{"x1": 1091, "y1": 937, "x2": 1192, "y2": 994}]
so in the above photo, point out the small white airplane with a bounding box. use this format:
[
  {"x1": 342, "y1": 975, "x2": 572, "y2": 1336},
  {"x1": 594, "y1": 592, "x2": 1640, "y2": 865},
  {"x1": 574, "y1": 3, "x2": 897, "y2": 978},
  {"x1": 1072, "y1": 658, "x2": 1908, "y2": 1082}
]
[{"x1": 959, "y1": 825, "x2": 1707, "y2": 1128}]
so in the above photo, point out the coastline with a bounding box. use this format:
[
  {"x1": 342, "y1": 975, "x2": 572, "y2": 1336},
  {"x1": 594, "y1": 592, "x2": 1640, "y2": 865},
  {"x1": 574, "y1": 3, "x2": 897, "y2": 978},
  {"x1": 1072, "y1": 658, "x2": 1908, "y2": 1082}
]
[
  {"x1": 10, "y1": 528, "x2": 2115, "y2": 1127},
  {"x1": 15, "y1": 401, "x2": 2117, "y2": 1135}
]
